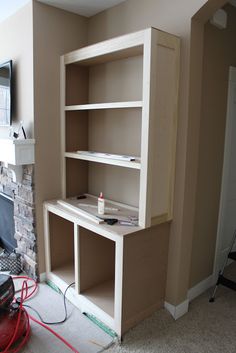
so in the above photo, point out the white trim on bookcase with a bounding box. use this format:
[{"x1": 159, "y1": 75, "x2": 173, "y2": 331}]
[
  {"x1": 64, "y1": 29, "x2": 145, "y2": 65},
  {"x1": 60, "y1": 56, "x2": 66, "y2": 199},
  {"x1": 138, "y1": 28, "x2": 153, "y2": 228},
  {"x1": 65, "y1": 101, "x2": 143, "y2": 111}
]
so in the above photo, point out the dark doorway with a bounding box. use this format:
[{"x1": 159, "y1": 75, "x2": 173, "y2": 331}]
[{"x1": 0, "y1": 192, "x2": 16, "y2": 253}]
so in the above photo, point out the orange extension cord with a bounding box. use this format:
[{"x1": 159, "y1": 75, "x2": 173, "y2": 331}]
[{"x1": 2, "y1": 276, "x2": 80, "y2": 353}]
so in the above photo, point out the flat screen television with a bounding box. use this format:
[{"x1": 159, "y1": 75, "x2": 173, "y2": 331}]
[{"x1": 0, "y1": 60, "x2": 12, "y2": 126}]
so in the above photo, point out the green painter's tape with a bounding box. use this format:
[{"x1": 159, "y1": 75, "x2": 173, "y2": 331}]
[
  {"x1": 46, "y1": 280, "x2": 62, "y2": 294},
  {"x1": 83, "y1": 312, "x2": 117, "y2": 338},
  {"x1": 45, "y1": 282, "x2": 117, "y2": 339}
]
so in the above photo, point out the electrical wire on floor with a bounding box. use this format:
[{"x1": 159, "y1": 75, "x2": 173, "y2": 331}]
[
  {"x1": 23, "y1": 282, "x2": 75, "y2": 325},
  {"x1": 2, "y1": 276, "x2": 80, "y2": 353}
]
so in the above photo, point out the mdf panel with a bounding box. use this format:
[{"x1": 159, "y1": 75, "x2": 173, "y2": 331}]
[
  {"x1": 151, "y1": 44, "x2": 179, "y2": 220},
  {"x1": 88, "y1": 56, "x2": 143, "y2": 103},
  {"x1": 88, "y1": 108, "x2": 142, "y2": 156},
  {"x1": 88, "y1": 163, "x2": 140, "y2": 207},
  {"x1": 79, "y1": 227, "x2": 115, "y2": 292},
  {"x1": 121, "y1": 223, "x2": 170, "y2": 333}
]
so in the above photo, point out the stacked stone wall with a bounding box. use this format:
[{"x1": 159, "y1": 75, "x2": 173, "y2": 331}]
[{"x1": 0, "y1": 163, "x2": 37, "y2": 279}]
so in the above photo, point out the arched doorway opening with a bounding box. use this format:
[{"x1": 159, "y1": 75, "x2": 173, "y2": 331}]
[{"x1": 185, "y1": 0, "x2": 236, "y2": 300}]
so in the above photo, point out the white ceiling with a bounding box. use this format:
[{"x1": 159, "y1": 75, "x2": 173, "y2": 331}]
[
  {"x1": 0, "y1": 0, "x2": 30, "y2": 23},
  {"x1": 0, "y1": 0, "x2": 126, "y2": 23},
  {"x1": 37, "y1": 0, "x2": 126, "y2": 17},
  {"x1": 1, "y1": 0, "x2": 235, "y2": 24}
]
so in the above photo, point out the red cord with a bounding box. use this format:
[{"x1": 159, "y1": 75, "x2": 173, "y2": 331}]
[
  {"x1": 2, "y1": 276, "x2": 80, "y2": 353},
  {"x1": 12, "y1": 276, "x2": 38, "y2": 300},
  {"x1": 29, "y1": 314, "x2": 79, "y2": 353}
]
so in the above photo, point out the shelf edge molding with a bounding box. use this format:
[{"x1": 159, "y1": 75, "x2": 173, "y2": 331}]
[
  {"x1": 63, "y1": 29, "x2": 148, "y2": 65},
  {"x1": 65, "y1": 152, "x2": 141, "y2": 169},
  {"x1": 65, "y1": 101, "x2": 143, "y2": 111}
]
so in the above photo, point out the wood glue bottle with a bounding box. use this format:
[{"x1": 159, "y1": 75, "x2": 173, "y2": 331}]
[{"x1": 98, "y1": 192, "x2": 105, "y2": 215}]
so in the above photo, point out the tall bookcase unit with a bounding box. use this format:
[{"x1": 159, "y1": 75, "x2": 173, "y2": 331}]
[{"x1": 44, "y1": 28, "x2": 180, "y2": 337}]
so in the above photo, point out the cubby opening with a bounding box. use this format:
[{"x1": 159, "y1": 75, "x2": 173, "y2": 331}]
[
  {"x1": 65, "y1": 64, "x2": 88, "y2": 106},
  {"x1": 65, "y1": 158, "x2": 88, "y2": 197},
  {"x1": 88, "y1": 163, "x2": 140, "y2": 207},
  {"x1": 65, "y1": 111, "x2": 88, "y2": 152},
  {"x1": 88, "y1": 108, "x2": 141, "y2": 156},
  {"x1": 79, "y1": 227, "x2": 115, "y2": 317},
  {"x1": 65, "y1": 55, "x2": 143, "y2": 106},
  {"x1": 65, "y1": 159, "x2": 140, "y2": 208},
  {"x1": 88, "y1": 55, "x2": 143, "y2": 103},
  {"x1": 65, "y1": 108, "x2": 142, "y2": 156},
  {"x1": 49, "y1": 213, "x2": 75, "y2": 285}
]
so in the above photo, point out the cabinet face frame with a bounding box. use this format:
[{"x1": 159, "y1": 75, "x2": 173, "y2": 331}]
[{"x1": 60, "y1": 27, "x2": 180, "y2": 228}]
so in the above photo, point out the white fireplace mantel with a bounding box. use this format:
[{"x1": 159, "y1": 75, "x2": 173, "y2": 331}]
[{"x1": 0, "y1": 138, "x2": 35, "y2": 182}]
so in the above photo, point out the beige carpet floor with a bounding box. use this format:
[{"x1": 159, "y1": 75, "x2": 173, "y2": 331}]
[
  {"x1": 17, "y1": 283, "x2": 114, "y2": 353},
  {"x1": 107, "y1": 264, "x2": 236, "y2": 353},
  {"x1": 4, "y1": 264, "x2": 236, "y2": 353}
]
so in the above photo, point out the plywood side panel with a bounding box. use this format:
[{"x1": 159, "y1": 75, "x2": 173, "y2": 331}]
[
  {"x1": 79, "y1": 228, "x2": 115, "y2": 292},
  {"x1": 88, "y1": 56, "x2": 143, "y2": 103},
  {"x1": 88, "y1": 109, "x2": 141, "y2": 156},
  {"x1": 121, "y1": 223, "x2": 170, "y2": 333},
  {"x1": 88, "y1": 163, "x2": 140, "y2": 207},
  {"x1": 49, "y1": 213, "x2": 74, "y2": 269}
]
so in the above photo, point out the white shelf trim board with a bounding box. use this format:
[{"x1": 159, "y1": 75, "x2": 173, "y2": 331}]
[
  {"x1": 65, "y1": 101, "x2": 143, "y2": 111},
  {"x1": 63, "y1": 29, "x2": 148, "y2": 65},
  {"x1": 64, "y1": 152, "x2": 141, "y2": 169},
  {"x1": 44, "y1": 201, "x2": 141, "y2": 242}
]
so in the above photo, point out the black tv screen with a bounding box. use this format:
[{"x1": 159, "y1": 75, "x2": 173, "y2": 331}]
[{"x1": 0, "y1": 60, "x2": 12, "y2": 126}]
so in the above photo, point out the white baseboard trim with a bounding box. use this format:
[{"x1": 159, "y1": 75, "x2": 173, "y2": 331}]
[
  {"x1": 187, "y1": 274, "x2": 214, "y2": 302},
  {"x1": 165, "y1": 274, "x2": 216, "y2": 319},
  {"x1": 164, "y1": 299, "x2": 189, "y2": 320},
  {"x1": 39, "y1": 272, "x2": 46, "y2": 283}
]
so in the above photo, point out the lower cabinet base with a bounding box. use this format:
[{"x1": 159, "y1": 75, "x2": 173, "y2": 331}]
[{"x1": 44, "y1": 202, "x2": 170, "y2": 337}]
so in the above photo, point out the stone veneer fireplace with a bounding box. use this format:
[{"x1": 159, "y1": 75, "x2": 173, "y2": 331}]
[{"x1": 0, "y1": 162, "x2": 37, "y2": 279}]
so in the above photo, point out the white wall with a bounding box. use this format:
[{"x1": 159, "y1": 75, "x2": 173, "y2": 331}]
[{"x1": 0, "y1": 2, "x2": 33, "y2": 138}]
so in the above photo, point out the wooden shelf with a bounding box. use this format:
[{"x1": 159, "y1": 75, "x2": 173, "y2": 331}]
[
  {"x1": 63, "y1": 29, "x2": 145, "y2": 66},
  {"x1": 65, "y1": 101, "x2": 143, "y2": 111},
  {"x1": 64, "y1": 151, "x2": 141, "y2": 169},
  {"x1": 81, "y1": 280, "x2": 114, "y2": 318},
  {"x1": 46, "y1": 198, "x2": 140, "y2": 241}
]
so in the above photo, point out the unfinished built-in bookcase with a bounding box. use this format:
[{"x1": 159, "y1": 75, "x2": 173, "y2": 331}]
[{"x1": 44, "y1": 27, "x2": 180, "y2": 337}]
